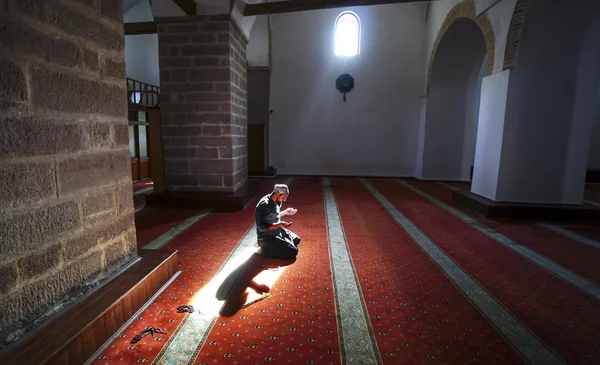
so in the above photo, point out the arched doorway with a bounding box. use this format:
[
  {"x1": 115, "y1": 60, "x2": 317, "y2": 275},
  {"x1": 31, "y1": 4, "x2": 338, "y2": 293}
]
[
  {"x1": 490, "y1": 0, "x2": 600, "y2": 203},
  {"x1": 421, "y1": 18, "x2": 489, "y2": 181}
]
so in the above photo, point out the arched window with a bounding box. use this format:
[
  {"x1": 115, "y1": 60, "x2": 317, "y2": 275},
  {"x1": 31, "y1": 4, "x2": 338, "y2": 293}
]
[{"x1": 334, "y1": 11, "x2": 360, "y2": 56}]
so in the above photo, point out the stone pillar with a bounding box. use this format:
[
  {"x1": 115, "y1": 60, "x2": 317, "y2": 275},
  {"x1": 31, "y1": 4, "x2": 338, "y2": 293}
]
[
  {"x1": 0, "y1": 0, "x2": 136, "y2": 344},
  {"x1": 157, "y1": 18, "x2": 248, "y2": 194}
]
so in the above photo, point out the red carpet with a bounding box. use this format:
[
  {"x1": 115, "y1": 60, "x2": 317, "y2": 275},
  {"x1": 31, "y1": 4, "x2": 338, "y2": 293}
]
[
  {"x1": 330, "y1": 178, "x2": 524, "y2": 364},
  {"x1": 134, "y1": 208, "x2": 201, "y2": 248},
  {"x1": 193, "y1": 177, "x2": 340, "y2": 365},
  {"x1": 92, "y1": 176, "x2": 600, "y2": 365},
  {"x1": 444, "y1": 181, "x2": 600, "y2": 263},
  {"x1": 372, "y1": 179, "x2": 600, "y2": 365},
  {"x1": 414, "y1": 181, "x2": 600, "y2": 285},
  {"x1": 93, "y1": 179, "x2": 284, "y2": 364}
]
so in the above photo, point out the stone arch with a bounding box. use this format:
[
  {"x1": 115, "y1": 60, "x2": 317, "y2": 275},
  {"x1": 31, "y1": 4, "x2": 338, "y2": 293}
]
[
  {"x1": 427, "y1": 0, "x2": 495, "y2": 92},
  {"x1": 503, "y1": 0, "x2": 532, "y2": 70}
]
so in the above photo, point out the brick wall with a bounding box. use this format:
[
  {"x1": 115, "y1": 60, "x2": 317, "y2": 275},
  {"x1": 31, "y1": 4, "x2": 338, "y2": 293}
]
[
  {"x1": 158, "y1": 18, "x2": 248, "y2": 193},
  {"x1": 228, "y1": 22, "x2": 248, "y2": 190},
  {"x1": 0, "y1": 0, "x2": 136, "y2": 346},
  {"x1": 503, "y1": 0, "x2": 532, "y2": 70}
]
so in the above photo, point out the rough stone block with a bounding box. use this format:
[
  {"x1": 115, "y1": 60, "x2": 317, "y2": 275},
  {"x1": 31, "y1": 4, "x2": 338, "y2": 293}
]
[
  {"x1": 82, "y1": 47, "x2": 99, "y2": 71},
  {"x1": 124, "y1": 228, "x2": 136, "y2": 253},
  {"x1": 99, "y1": 0, "x2": 123, "y2": 23},
  {"x1": 7, "y1": 0, "x2": 46, "y2": 20},
  {"x1": 18, "y1": 244, "x2": 61, "y2": 280},
  {"x1": 102, "y1": 57, "x2": 126, "y2": 79},
  {"x1": 0, "y1": 58, "x2": 27, "y2": 102},
  {"x1": 72, "y1": 0, "x2": 96, "y2": 9},
  {"x1": 116, "y1": 182, "x2": 134, "y2": 214},
  {"x1": 0, "y1": 250, "x2": 103, "y2": 335},
  {"x1": 31, "y1": 65, "x2": 127, "y2": 117},
  {"x1": 0, "y1": 200, "x2": 81, "y2": 260},
  {"x1": 0, "y1": 161, "x2": 56, "y2": 209},
  {"x1": 0, "y1": 16, "x2": 50, "y2": 59},
  {"x1": 63, "y1": 213, "x2": 134, "y2": 260},
  {"x1": 46, "y1": 0, "x2": 124, "y2": 51},
  {"x1": 104, "y1": 239, "x2": 128, "y2": 268},
  {"x1": 0, "y1": 262, "x2": 18, "y2": 295},
  {"x1": 113, "y1": 123, "x2": 129, "y2": 148},
  {"x1": 49, "y1": 36, "x2": 81, "y2": 68},
  {"x1": 91, "y1": 122, "x2": 112, "y2": 149},
  {"x1": 83, "y1": 187, "x2": 116, "y2": 217},
  {"x1": 57, "y1": 152, "x2": 112, "y2": 194},
  {"x1": 111, "y1": 149, "x2": 131, "y2": 177}
]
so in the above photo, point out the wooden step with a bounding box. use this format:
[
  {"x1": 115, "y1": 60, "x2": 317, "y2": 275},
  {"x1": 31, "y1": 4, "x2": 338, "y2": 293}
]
[{"x1": 0, "y1": 249, "x2": 178, "y2": 365}]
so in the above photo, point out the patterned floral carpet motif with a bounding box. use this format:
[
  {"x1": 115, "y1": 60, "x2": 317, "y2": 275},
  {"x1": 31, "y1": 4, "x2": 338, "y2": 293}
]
[{"x1": 93, "y1": 177, "x2": 600, "y2": 365}]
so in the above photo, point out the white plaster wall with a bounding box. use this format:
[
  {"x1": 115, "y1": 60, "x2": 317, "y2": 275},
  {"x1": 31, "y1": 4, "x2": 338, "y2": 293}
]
[
  {"x1": 421, "y1": 18, "x2": 487, "y2": 181},
  {"x1": 423, "y1": 0, "x2": 517, "y2": 93},
  {"x1": 270, "y1": 4, "x2": 426, "y2": 176},
  {"x1": 124, "y1": 1, "x2": 160, "y2": 86},
  {"x1": 247, "y1": 15, "x2": 270, "y2": 67},
  {"x1": 498, "y1": 0, "x2": 600, "y2": 203},
  {"x1": 462, "y1": 55, "x2": 488, "y2": 178}
]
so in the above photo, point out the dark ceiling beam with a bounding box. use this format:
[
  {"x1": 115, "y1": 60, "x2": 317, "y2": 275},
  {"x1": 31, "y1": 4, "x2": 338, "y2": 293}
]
[
  {"x1": 124, "y1": 21, "x2": 157, "y2": 35},
  {"x1": 173, "y1": 0, "x2": 197, "y2": 15},
  {"x1": 244, "y1": 0, "x2": 434, "y2": 16}
]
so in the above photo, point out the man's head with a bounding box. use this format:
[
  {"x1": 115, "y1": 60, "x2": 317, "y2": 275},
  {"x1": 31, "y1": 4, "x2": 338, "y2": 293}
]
[{"x1": 271, "y1": 184, "x2": 289, "y2": 203}]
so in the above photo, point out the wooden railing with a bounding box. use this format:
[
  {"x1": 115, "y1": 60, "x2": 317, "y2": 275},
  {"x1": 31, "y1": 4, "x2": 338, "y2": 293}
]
[{"x1": 127, "y1": 78, "x2": 160, "y2": 107}]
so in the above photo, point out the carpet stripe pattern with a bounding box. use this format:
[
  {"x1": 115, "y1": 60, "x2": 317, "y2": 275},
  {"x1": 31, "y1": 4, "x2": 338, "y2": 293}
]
[
  {"x1": 93, "y1": 177, "x2": 600, "y2": 365},
  {"x1": 322, "y1": 177, "x2": 381, "y2": 365}
]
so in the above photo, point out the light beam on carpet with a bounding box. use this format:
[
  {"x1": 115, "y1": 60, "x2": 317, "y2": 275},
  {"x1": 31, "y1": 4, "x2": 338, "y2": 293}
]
[
  {"x1": 187, "y1": 247, "x2": 287, "y2": 316},
  {"x1": 155, "y1": 173, "x2": 294, "y2": 365}
]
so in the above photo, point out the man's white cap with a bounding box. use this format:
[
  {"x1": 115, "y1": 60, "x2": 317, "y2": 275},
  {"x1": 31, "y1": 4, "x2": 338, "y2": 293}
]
[{"x1": 273, "y1": 184, "x2": 289, "y2": 194}]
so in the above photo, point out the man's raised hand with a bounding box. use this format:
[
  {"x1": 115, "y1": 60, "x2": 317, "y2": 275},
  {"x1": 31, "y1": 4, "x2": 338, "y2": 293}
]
[{"x1": 283, "y1": 208, "x2": 298, "y2": 216}]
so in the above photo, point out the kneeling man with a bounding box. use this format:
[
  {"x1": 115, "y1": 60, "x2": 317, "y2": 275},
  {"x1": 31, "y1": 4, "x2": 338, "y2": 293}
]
[{"x1": 216, "y1": 184, "x2": 301, "y2": 316}]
